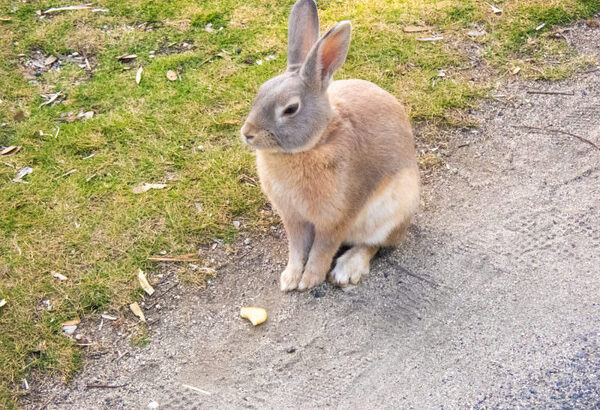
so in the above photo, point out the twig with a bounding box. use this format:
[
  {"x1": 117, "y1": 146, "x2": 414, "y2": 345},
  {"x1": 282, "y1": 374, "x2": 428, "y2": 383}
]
[
  {"x1": 581, "y1": 67, "x2": 599, "y2": 74},
  {"x1": 113, "y1": 350, "x2": 130, "y2": 363},
  {"x1": 43, "y1": 5, "x2": 91, "y2": 14},
  {"x1": 36, "y1": 392, "x2": 58, "y2": 410},
  {"x1": 40, "y1": 92, "x2": 61, "y2": 107},
  {"x1": 526, "y1": 90, "x2": 574, "y2": 96},
  {"x1": 512, "y1": 125, "x2": 600, "y2": 151},
  {"x1": 397, "y1": 266, "x2": 439, "y2": 288},
  {"x1": 145, "y1": 282, "x2": 179, "y2": 309},
  {"x1": 60, "y1": 169, "x2": 77, "y2": 178},
  {"x1": 148, "y1": 254, "x2": 201, "y2": 262},
  {"x1": 86, "y1": 383, "x2": 127, "y2": 389},
  {"x1": 182, "y1": 383, "x2": 212, "y2": 395}
]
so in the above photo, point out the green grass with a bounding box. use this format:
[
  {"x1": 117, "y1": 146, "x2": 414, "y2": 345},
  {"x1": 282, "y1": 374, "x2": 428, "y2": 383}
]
[{"x1": 0, "y1": 0, "x2": 598, "y2": 407}]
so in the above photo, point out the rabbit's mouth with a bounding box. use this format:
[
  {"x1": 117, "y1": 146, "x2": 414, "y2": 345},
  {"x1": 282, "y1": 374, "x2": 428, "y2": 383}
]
[{"x1": 241, "y1": 123, "x2": 282, "y2": 151}]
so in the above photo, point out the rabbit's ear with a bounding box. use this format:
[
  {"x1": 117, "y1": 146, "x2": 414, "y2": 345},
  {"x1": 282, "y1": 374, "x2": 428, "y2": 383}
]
[
  {"x1": 287, "y1": 0, "x2": 320, "y2": 70},
  {"x1": 300, "y1": 21, "x2": 351, "y2": 90}
]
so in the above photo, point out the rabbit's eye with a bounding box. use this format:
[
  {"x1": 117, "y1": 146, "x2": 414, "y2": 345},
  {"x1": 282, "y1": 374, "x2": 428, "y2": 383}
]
[{"x1": 283, "y1": 103, "x2": 299, "y2": 116}]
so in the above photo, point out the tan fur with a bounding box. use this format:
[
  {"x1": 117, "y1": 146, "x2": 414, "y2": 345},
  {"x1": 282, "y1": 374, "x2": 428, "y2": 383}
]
[
  {"x1": 257, "y1": 80, "x2": 419, "y2": 291},
  {"x1": 242, "y1": 2, "x2": 419, "y2": 291}
]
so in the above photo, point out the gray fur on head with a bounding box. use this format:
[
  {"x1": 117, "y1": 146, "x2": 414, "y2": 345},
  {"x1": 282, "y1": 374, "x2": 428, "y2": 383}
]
[{"x1": 241, "y1": 0, "x2": 352, "y2": 153}]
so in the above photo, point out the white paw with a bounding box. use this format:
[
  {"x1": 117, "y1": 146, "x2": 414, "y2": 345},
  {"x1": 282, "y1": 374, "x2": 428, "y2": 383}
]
[
  {"x1": 280, "y1": 265, "x2": 303, "y2": 292},
  {"x1": 330, "y1": 251, "x2": 370, "y2": 287}
]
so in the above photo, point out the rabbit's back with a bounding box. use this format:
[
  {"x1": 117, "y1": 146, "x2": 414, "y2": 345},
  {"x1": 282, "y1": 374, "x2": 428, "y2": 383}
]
[{"x1": 328, "y1": 79, "x2": 416, "y2": 173}]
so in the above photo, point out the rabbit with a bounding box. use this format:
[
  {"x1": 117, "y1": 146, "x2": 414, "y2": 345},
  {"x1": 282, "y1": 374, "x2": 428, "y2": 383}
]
[{"x1": 241, "y1": 0, "x2": 419, "y2": 291}]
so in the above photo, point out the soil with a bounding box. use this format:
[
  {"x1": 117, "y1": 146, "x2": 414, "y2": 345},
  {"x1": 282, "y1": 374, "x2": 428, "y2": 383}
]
[{"x1": 23, "y1": 21, "x2": 600, "y2": 409}]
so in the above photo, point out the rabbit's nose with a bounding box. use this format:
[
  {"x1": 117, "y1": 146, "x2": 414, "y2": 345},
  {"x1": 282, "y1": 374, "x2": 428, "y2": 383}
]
[{"x1": 241, "y1": 123, "x2": 256, "y2": 142}]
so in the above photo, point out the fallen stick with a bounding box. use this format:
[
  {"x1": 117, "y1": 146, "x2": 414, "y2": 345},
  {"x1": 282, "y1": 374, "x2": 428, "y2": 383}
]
[
  {"x1": 36, "y1": 392, "x2": 59, "y2": 410},
  {"x1": 40, "y1": 92, "x2": 62, "y2": 108},
  {"x1": 148, "y1": 254, "x2": 200, "y2": 262},
  {"x1": 113, "y1": 351, "x2": 130, "y2": 363},
  {"x1": 86, "y1": 383, "x2": 127, "y2": 389},
  {"x1": 182, "y1": 383, "x2": 212, "y2": 395},
  {"x1": 526, "y1": 90, "x2": 574, "y2": 96},
  {"x1": 581, "y1": 67, "x2": 599, "y2": 74},
  {"x1": 512, "y1": 125, "x2": 600, "y2": 151},
  {"x1": 43, "y1": 5, "x2": 91, "y2": 14}
]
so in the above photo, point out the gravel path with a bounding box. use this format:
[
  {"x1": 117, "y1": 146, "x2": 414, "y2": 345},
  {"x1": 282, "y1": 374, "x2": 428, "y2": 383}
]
[{"x1": 24, "y1": 21, "x2": 600, "y2": 410}]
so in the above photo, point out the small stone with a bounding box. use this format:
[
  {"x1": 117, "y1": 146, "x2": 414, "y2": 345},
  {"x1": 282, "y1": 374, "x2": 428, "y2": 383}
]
[
  {"x1": 233, "y1": 221, "x2": 241, "y2": 229},
  {"x1": 147, "y1": 401, "x2": 159, "y2": 409},
  {"x1": 466, "y1": 30, "x2": 485, "y2": 37},
  {"x1": 244, "y1": 238, "x2": 251, "y2": 245},
  {"x1": 166, "y1": 70, "x2": 178, "y2": 81}
]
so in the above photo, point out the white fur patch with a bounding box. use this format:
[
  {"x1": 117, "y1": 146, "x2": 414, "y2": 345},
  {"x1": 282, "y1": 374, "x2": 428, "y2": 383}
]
[
  {"x1": 345, "y1": 167, "x2": 419, "y2": 245},
  {"x1": 330, "y1": 247, "x2": 371, "y2": 285}
]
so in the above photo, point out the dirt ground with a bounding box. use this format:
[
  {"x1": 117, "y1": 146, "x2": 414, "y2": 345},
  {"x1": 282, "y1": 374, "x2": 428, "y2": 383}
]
[{"x1": 24, "y1": 22, "x2": 600, "y2": 409}]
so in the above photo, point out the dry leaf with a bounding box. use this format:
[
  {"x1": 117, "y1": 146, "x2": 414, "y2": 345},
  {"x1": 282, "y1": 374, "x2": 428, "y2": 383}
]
[
  {"x1": 132, "y1": 182, "x2": 166, "y2": 194},
  {"x1": 62, "y1": 318, "x2": 80, "y2": 327},
  {"x1": 467, "y1": 30, "x2": 486, "y2": 37},
  {"x1": 12, "y1": 166, "x2": 32, "y2": 183},
  {"x1": 403, "y1": 25, "x2": 432, "y2": 33},
  {"x1": 1, "y1": 146, "x2": 21, "y2": 156},
  {"x1": 40, "y1": 91, "x2": 62, "y2": 108},
  {"x1": 0, "y1": 17, "x2": 12, "y2": 22},
  {"x1": 536, "y1": 23, "x2": 546, "y2": 31},
  {"x1": 488, "y1": 3, "x2": 503, "y2": 14},
  {"x1": 116, "y1": 53, "x2": 137, "y2": 61},
  {"x1": 101, "y1": 314, "x2": 117, "y2": 320},
  {"x1": 0, "y1": 299, "x2": 6, "y2": 308},
  {"x1": 52, "y1": 272, "x2": 68, "y2": 281},
  {"x1": 220, "y1": 120, "x2": 238, "y2": 125},
  {"x1": 61, "y1": 169, "x2": 77, "y2": 178},
  {"x1": 130, "y1": 302, "x2": 146, "y2": 322},
  {"x1": 137, "y1": 269, "x2": 155, "y2": 295},
  {"x1": 136, "y1": 66, "x2": 143, "y2": 85},
  {"x1": 63, "y1": 111, "x2": 94, "y2": 123},
  {"x1": 43, "y1": 5, "x2": 91, "y2": 14},
  {"x1": 44, "y1": 55, "x2": 57, "y2": 66},
  {"x1": 417, "y1": 36, "x2": 444, "y2": 41},
  {"x1": 166, "y1": 70, "x2": 178, "y2": 81},
  {"x1": 80, "y1": 111, "x2": 94, "y2": 120},
  {"x1": 512, "y1": 66, "x2": 521, "y2": 75},
  {"x1": 13, "y1": 110, "x2": 25, "y2": 122}
]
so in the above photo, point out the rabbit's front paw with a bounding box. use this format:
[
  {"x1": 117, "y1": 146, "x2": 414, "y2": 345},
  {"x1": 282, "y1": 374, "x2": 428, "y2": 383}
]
[
  {"x1": 280, "y1": 265, "x2": 303, "y2": 292},
  {"x1": 330, "y1": 250, "x2": 370, "y2": 287},
  {"x1": 297, "y1": 269, "x2": 326, "y2": 291}
]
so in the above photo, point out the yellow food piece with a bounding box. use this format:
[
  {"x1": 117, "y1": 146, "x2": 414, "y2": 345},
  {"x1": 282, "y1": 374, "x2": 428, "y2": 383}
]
[{"x1": 240, "y1": 307, "x2": 267, "y2": 326}]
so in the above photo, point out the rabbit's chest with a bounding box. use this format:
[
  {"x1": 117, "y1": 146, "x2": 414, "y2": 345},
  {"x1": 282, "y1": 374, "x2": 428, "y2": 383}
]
[{"x1": 257, "y1": 153, "x2": 343, "y2": 225}]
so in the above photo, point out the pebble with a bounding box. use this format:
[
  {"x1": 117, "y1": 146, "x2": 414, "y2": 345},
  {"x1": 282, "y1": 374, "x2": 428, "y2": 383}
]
[{"x1": 147, "y1": 401, "x2": 159, "y2": 409}]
